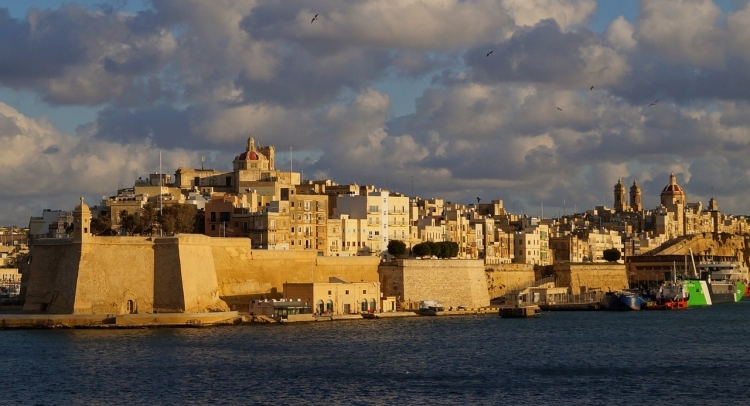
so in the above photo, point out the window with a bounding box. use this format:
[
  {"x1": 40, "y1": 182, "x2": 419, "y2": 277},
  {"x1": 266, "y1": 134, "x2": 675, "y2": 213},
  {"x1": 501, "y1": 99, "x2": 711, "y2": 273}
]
[
  {"x1": 363, "y1": 290, "x2": 367, "y2": 294},
  {"x1": 328, "y1": 290, "x2": 332, "y2": 295},
  {"x1": 345, "y1": 290, "x2": 349, "y2": 295}
]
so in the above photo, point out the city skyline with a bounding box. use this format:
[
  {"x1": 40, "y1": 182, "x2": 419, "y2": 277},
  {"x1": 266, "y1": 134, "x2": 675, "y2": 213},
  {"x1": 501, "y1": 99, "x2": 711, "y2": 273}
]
[{"x1": 2, "y1": 1, "x2": 750, "y2": 225}]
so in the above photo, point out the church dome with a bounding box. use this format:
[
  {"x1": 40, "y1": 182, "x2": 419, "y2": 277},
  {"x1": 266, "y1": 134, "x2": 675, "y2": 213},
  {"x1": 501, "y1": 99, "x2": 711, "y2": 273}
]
[
  {"x1": 661, "y1": 173, "x2": 685, "y2": 195},
  {"x1": 238, "y1": 150, "x2": 259, "y2": 161}
]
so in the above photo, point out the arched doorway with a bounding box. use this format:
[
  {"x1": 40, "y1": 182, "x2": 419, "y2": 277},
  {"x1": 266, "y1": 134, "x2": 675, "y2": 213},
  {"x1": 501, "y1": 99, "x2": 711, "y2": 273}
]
[
  {"x1": 317, "y1": 300, "x2": 324, "y2": 315},
  {"x1": 370, "y1": 298, "x2": 376, "y2": 312},
  {"x1": 361, "y1": 299, "x2": 368, "y2": 312},
  {"x1": 126, "y1": 299, "x2": 136, "y2": 314},
  {"x1": 326, "y1": 299, "x2": 333, "y2": 313}
]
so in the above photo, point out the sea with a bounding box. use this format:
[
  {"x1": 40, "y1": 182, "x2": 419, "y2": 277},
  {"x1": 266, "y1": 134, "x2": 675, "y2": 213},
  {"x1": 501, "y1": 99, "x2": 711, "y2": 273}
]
[{"x1": 3, "y1": 303, "x2": 750, "y2": 406}]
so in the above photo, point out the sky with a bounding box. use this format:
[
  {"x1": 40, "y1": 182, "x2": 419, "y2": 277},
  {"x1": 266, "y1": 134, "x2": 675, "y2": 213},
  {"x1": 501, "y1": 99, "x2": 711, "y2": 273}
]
[{"x1": 1, "y1": 0, "x2": 750, "y2": 226}]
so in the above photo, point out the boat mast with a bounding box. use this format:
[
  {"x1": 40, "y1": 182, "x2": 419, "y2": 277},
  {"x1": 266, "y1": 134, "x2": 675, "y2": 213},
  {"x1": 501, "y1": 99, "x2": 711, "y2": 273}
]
[{"x1": 689, "y1": 249, "x2": 698, "y2": 279}]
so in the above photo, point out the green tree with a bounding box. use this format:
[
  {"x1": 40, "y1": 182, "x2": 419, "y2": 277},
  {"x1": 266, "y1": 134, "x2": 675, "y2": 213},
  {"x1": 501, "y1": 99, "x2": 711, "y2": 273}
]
[
  {"x1": 412, "y1": 242, "x2": 431, "y2": 257},
  {"x1": 140, "y1": 203, "x2": 157, "y2": 236},
  {"x1": 91, "y1": 216, "x2": 116, "y2": 236},
  {"x1": 120, "y1": 213, "x2": 138, "y2": 236},
  {"x1": 387, "y1": 240, "x2": 407, "y2": 258},
  {"x1": 160, "y1": 204, "x2": 198, "y2": 235},
  {"x1": 603, "y1": 248, "x2": 621, "y2": 262},
  {"x1": 444, "y1": 241, "x2": 459, "y2": 258}
]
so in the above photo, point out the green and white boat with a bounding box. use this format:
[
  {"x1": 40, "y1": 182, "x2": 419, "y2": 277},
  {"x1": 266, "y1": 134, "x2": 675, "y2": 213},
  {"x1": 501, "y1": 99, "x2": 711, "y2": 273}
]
[{"x1": 684, "y1": 250, "x2": 747, "y2": 306}]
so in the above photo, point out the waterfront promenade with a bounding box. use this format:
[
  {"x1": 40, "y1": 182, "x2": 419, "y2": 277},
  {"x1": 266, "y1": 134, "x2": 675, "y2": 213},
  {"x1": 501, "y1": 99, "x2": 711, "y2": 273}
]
[{"x1": 0, "y1": 307, "x2": 503, "y2": 329}]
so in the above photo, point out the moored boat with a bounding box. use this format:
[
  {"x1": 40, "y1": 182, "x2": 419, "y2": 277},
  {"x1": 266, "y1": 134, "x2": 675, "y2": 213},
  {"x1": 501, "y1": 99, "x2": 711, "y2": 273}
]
[
  {"x1": 601, "y1": 291, "x2": 645, "y2": 311},
  {"x1": 644, "y1": 262, "x2": 690, "y2": 310},
  {"x1": 686, "y1": 250, "x2": 747, "y2": 305},
  {"x1": 645, "y1": 282, "x2": 689, "y2": 310}
]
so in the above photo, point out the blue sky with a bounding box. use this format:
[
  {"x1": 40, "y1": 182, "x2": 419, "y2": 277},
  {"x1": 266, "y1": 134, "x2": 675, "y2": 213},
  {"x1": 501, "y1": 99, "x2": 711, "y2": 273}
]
[{"x1": 2, "y1": 0, "x2": 750, "y2": 225}]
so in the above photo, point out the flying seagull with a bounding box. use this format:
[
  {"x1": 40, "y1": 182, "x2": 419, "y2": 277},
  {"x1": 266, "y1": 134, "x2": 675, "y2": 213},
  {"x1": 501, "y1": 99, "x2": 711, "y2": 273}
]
[
  {"x1": 486, "y1": 51, "x2": 493, "y2": 57},
  {"x1": 649, "y1": 99, "x2": 659, "y2": 107},
  {"x1": 311, "y1": 14, "x2": 318, "y2": 23},
  {"x1": 557, "y1": 107, "x2": 563, "y2": 111},
  {"x1": 590, "y1": 86, "x2": 594, "y2": 90}
]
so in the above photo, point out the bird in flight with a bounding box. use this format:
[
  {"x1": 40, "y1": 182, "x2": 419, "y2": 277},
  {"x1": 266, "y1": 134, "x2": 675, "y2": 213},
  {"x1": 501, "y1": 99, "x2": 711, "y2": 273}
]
[
  {"x1": 590, "y1": 86, "x2": 594, "y2": 90},
  {"x1": 311, "y1": 14, "x2": 318, "y2": 23},
  {"x1": 486, "y1": 51, "x2": 493, "y2": 57},
  {"x1": 649, "y1": 99, "x2": 658, "y2": 107},
  {"x1": 557, "y1": 107, "x2": 563, "y2": 111}
]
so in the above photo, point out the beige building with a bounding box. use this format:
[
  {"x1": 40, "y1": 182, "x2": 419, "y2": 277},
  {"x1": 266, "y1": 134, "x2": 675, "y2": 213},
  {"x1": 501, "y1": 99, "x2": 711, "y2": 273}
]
[
  {"x1": 335, "y1": 189, "x2": 409, "y2": 256},
  {"x1": 283, "y1": 277, "x2": 381, "y2": 314}
]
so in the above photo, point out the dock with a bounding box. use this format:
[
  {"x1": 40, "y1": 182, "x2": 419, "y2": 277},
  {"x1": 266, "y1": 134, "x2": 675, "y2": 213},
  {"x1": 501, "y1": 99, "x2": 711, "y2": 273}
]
[{"x1": 499, "y1": 305, "x2": 540, "y2": 318}]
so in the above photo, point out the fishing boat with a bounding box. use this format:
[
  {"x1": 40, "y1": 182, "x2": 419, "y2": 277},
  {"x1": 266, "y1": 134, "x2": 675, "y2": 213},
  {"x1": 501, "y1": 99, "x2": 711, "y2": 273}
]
[{"x1": 644, "y1": 262, "x2": 690, "y2": 310}]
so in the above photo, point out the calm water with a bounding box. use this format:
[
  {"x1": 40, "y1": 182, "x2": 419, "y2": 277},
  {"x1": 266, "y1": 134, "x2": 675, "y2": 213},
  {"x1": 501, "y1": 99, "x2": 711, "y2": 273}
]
[{"x1": 3, "y1": 303, "x2": 750, "y2": 405}]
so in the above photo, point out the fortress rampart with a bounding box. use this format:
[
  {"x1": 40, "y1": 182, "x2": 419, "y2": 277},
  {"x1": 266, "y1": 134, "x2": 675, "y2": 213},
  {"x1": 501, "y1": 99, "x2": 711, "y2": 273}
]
[{"x1": 379, "y1": 259, "x2": 489, "y2": 308}]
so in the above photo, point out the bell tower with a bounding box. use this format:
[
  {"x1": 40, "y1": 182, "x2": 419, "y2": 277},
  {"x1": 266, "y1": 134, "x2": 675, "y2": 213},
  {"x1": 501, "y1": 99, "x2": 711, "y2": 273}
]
[
  {"x1": 614, "y1": 179, "x2": 627, "y2": 212},
  {"x1": 630, "y1": 180, "x2": 642, "y2": 212}
]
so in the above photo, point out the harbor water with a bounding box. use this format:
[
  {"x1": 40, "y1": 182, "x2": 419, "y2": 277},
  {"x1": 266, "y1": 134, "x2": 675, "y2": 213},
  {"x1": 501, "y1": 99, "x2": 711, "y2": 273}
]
[{"x1": 3, "y1": 303, "x2": 750, "y2": 405}]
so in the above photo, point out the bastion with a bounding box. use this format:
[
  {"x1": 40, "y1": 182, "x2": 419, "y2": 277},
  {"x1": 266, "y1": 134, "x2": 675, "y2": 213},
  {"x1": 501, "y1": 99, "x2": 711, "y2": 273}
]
[{"x1": 379, "y1": 259, "x2": 489, "y2": 309}]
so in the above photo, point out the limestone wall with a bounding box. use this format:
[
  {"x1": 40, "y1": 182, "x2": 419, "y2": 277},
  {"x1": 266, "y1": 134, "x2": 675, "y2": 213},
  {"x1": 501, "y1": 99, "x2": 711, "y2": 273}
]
[
  {"x1": 484, "y1": 264, "x2": 535, "y2": 299},
  {"x1": 74, "y1": 237, "x2": 156, "y2": 314},
  {"x1": 173, "y1": 234, "x2": 228, "y2": 313},
  {"x1": 210, "y1": 239, "x2": 380, "y2": 309},
  {"x1": 23, "y1": 239, "x2": 81, "y2": 313},
  {"x1": 24, "y1": 235, "x2": 228, "y2": 315},
  {"x1": 379, "y1": 259, "x2": 489, "y2": 308},
  {"x1": 553, "y1": 263, "x2": 628, "y2": 294}
]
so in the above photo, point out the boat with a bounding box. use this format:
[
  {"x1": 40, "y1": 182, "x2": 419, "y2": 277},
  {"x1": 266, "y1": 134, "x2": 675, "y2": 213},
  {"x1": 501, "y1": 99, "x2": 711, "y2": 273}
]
[
  {"x1": 688, "y1": 249, "x2": 747, "y2": 304},
  {"x1": 600, "y1": 291, "x2": 645, "y2": 311},
  {"x1": 645, "y1": 282, "x2": 689, "y2": 310},
  {"x1": 698, "y1": 262, "x2": 747, "y2": 304},
  {"x1": 644, "y1": 262, "x2": 690, "y2": 310}
]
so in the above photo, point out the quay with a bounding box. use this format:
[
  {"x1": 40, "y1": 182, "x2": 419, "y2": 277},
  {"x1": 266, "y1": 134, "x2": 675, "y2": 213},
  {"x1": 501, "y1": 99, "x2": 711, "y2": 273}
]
[{"x1": 0, "y1": 311, "x2": 240, "y2": 329}]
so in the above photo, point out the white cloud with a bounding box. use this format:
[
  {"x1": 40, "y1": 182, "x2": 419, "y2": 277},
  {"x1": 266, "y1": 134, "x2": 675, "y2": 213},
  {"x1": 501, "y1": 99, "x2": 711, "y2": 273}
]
[
  {"x1": 636, "y1": 0, "x2": 725, "y2": 67},
  {"x1": 605, "y1": 16, "x2": 637, "y2": 51}
]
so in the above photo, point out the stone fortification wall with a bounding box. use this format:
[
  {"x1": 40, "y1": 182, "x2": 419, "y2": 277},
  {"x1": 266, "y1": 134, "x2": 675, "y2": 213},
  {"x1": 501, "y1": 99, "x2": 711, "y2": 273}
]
[
  {"x1": 24, "y1": 235, "x2": 228, "y2": 315},
  {"x1": 171, "y1": 234, "x2": 228, "y2": 313},
  {"x1": 23, "y1": 239, "x2": 82, "y2": 313},
  {"x1": 553, "y1": 263, "x2": 628, "y2": 294},
  {"x1": 379, "y1": 259, "x2": 489, "y2": 308},
  {"x1": 654, "y1": 233, "x2": 750, "y2": 264},
  {"x1": 74, "y1": 237, "x2": 157, "y2": 314},
  {"x1": 210, "y1": 239, "x2": 380, "y2": 309},
  {"x1": 484, "y1": 264, "x2": 535, "y2": 299}
]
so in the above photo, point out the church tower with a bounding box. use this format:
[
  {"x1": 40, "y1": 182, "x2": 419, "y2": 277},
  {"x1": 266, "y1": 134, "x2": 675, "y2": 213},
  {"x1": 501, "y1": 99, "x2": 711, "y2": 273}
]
[
  {"x1": 660, "y1": 173, "x2": 686, "y2": 237},
  {"x1": 629, "y1": 180, "x2": 642, "y2": 212},
  {"x1": 614, "y1": 178, "x2": 627, "y2": 212}
]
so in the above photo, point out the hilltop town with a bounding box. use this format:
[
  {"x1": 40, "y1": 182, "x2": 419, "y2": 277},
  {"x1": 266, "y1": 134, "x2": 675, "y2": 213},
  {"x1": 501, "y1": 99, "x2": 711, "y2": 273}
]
[
  {"x1": 4, "y1": 136, "x2": 749, "y2": 326},
  {"x1": 27, "y1": 136, "x2": 749, "y2": 264}
]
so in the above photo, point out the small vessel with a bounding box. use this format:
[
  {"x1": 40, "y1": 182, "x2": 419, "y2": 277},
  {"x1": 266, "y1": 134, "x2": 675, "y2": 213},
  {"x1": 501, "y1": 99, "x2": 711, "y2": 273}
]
[
  {"x1": 601, "y1": 291, "x2": 645, "y2": 311},
  {"x1": 644, "y1": 262, "x2": 689, "y2": 310}
]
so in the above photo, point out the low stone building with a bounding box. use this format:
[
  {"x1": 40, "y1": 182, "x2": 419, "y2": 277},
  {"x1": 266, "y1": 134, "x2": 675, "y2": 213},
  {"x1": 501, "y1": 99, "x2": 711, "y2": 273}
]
[{"x1": 283, "y1": 277, "x2": 381, "y2": 314}]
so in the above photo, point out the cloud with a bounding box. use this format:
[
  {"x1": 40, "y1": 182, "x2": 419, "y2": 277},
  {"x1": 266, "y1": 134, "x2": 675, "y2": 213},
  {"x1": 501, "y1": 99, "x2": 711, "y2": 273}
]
[
  {"x1": 468, "y1": 19, "x2": 629, "y2": 88},
  {"x1": 636, "y1": 0, "x2": 724, "y2": 67},
  {"x1": 0, "y1": 102, "x2": 198, "y2": 224},
  {"x1": 0, "y1": 5, "x2": 175, "y2": 105},
  {"x1": 4, "y1": 0, "x2": 750, "y2": 225}
]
